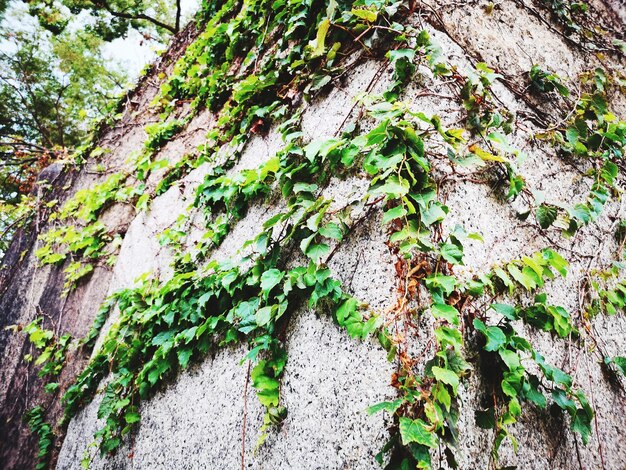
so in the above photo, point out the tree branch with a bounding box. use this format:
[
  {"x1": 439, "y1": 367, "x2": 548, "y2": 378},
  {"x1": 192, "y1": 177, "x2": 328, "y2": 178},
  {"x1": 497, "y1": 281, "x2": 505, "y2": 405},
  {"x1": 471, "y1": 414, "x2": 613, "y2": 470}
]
[
  {"x1": 0, "y1": 74, "x2": 54, "y2": 148},
  {"x1": 97, "y1": 1, "x2": 178, "y2": 34},
  {"x1": 175, "y1": 0, "x2": 182, "y2": 33},
  {"x1": 0, "y1": 158, "x2": 40, "y2": 167}
]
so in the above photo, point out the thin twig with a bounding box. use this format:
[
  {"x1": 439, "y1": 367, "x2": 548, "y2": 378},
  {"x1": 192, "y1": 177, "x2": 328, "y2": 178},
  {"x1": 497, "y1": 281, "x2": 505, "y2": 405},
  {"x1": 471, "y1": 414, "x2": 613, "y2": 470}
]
[{"x1": 241, "y1": 360, "x2": 252, "y2": 470}]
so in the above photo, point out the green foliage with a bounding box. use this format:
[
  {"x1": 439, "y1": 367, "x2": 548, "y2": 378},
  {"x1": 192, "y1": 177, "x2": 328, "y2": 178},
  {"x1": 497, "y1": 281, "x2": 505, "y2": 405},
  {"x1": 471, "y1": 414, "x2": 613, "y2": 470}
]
[
  {"x1": 57, "y1": 10, "x2": 455, "y2": 455},
  {"x1": 23, "y1": 317, "x2": 72, "y2": 380},
  {"x1": 35, "y1": 219, "x2": 118, "y2": 294},
  {"x1": 15, "y1": 319, "x2": 71, "y2": 468},
  {"x1": 534, "y1": 68, "x2": 626, "y2": 234},
  {"x1": 529, "y1": 65, "x2": 569, "y2": 97},
  {"x1": 0, "y1": 194, "x2": 36, "y2": 254},
  {"x1": 542, "y1": 0, "x2": 588, "y2": 34},
  {"x1": 24, "y1": 406, "x2": 55, "y2": 470},
  {"x1": 540, "y1": 0, "x2": 626, "y2": 53},
  {"x1": 61, "y1": 88, "x2": 420, "y2": 450},
  {"x1": 466, "y1": 249, "x2": 592, "y2": 464},
  {"x1": 604, "y1": 356, "x2": 626, "y2": 377},
  {"x1": 399, "y1": 417, "x2": 438, "y2": 448},
  {"x1": 0, "y1": 25, "x2": 125, "y2": 150},
  {"x1": 252, "y1": 345, "x2": 288, "y2": 445},
  {"x1": 62, "y1": 253, "x2": 372, "y2": 453},
  {"x1": 493, "y1": 294, "x2": 577, "y2": 338},
  {"x1": 589, "y1": 278, "x2": 626, "y2": 316},
  {"x1": 34, "y1": 0, "x2": 412, "y2": 287},
  {"x1": 0, "y1": 9, "x2": 128, "y2": 255},
  {"x1": 536, "y1": 203, "x2": 559, "y2": 229},
  {"x1": 488, "y1": 248, "x2": 569, "y2": 294},
  {"x1": 461, "y1": 62, "x2": 513, "y2": 135},
  {"x1": 539, "y1": 0, "x2": 625, "y2": 55},
  {"x1": 60, "y1": 173, "x2": 129, "y2": 222},
  {"x1": 474, "y1": 315, "x2": 593, "y2": 456},
  {"x1": 24, "y1": 0, "x2": 182, "y2": 39}
]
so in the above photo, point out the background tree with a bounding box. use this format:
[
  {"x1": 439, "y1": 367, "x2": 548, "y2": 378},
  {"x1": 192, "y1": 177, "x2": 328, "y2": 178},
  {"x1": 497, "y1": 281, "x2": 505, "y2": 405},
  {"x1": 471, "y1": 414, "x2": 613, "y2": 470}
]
[
  {"x1": 22, "y1": 0, "x2": 182, "y2": 39},
  {"x1": 0, "y1": 0, "x2": 194, "y2": 255},
  {"x1": 0, "y1": 9, "x2": 128, "y2": 254}
]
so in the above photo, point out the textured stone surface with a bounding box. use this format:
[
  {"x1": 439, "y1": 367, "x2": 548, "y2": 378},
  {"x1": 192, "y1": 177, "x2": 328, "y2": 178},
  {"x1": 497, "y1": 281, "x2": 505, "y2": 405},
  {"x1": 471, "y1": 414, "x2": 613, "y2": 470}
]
[{"x1": 59, "y1": 310, "x2": 394, "y2": 470}]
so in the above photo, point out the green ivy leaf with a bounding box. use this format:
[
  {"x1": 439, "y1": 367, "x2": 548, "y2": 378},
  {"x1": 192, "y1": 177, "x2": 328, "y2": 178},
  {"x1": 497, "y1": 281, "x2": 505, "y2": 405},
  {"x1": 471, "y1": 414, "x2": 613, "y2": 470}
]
[
  {"x1": 494, "y1": 266, "x2": 514, "y2": 293},
  {"x1": 371, "y1": 174, "x2": 410, "y2": 199},
  {"x1": 399, "y1": 417, "x2": 438, "y2": 448},
  {"x1": 508, "y1": 174, "x2": 525, "y2": 199},
  {"x1": 151, "y1": 331, "x2": 174, "y2": 347},
  {"x1": 431, "y1": 303, "x2": 460, "y2": 325},
  {"x1": 382, "y1": 205, "x2": 407, "y2": 224},
  {"x1": 305, "y1": 242, "x2": 330, "y2": 262},
  {"x1": 388, "y1": 48, "x2": 416, "y2": 63},
  {"x1": 351, "y1": 7, "x2": 378, "y2": 22},
  {"x1": 501, "y1": 378, "x2": 519, "y2": 399},
  {"x1": 124, "y1": 411, "x2": 141, "y2": 424},
  {"x1": 534, "y1": 352, "x2": 572, "y2": 387},
  {"x1": 473, "y1": 319, "x2": 506, "y2": 352},
  {"x1": 421, "y1": 202, "x2": 448, "y2": 226},
  {"x1": 605, "y1": 356, "x2": 626, "y2": 376},
  {"x1": 367, "y1": 399, "x2": 404, "y2": 415},
  {"x1": 254, "y1": 382, "x2": 280, "y2": 408},
  {"x1": 425, "y1": 275, "x2": 456, "y2": 296},
  {"x1": 542, "y1": 248, "x2": 569, "y2": 276},
  {"x1": 536, "y1": 204, "x2": 558, "y2": 229},
  {"x1": 508, "y1": 264, "x2": 535, "y2": 290},
  {"x1": 260, "y1": 269, "x2": 284, "y2": 295},
  {"x1": 508, "y1": 396, "x2": 522, "y2": 418},
  {"x1": 490, "y1": 303, "x2": 518, "y2": 321},
  {"x1": 431, "y1": 366, "x2": 460, "y2": 395},
  {"x1": 434, "y1": 326, "x2": 463, "y2": 352},
  {"x1": 304, "y1": 138, "x2": 343, "y2": 161},
  {"x1": 572, "y1": 409, "x2": 592, "y2": 444},
  {"x1": 293, "y1": 182, "x2": 318, "y2": 193},
  {"x1": 523, "y1": 376, "x2": 547, "y2": 408},
  {"x1": 319, "y1": 223, "x2": 343, "y2": 240},
  {"x1": 44, "y1": 382, "x2": 60, "y2": 393},
  {"x1": 300, "y1": 234, "x2": 331, "y2": 262},
  {"x1": 440, "y1": 243, "x2": 464, "y2": 265},
  {"x1": 336, "y1": 298, "x2": 357, "y2": 325},
  {"x1": 177, "y1": 348, "x2": 193, "y2": 368},
  {"x1": 255, "y1": 306, "x2": 273, "y2": 327},
  {"x1": 499, "y1": 349, "x2": 521, "y2": 371},
  {"x1": 101, "y1": 437, "x2": 121, "y2": 453},
  {"x1": 433, "y1": 381, "x2": 451, "y2": 411},
  {"x1": 551, "y1": 388, "x2": 576, "y2": 413}
]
